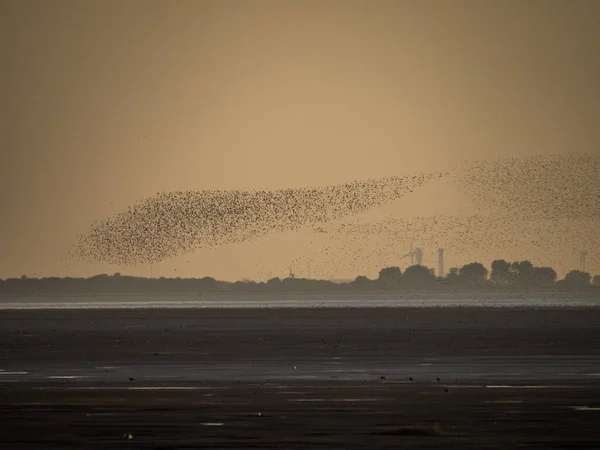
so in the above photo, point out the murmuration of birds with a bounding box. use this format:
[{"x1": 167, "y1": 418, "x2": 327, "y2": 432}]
[
  {"x1": 451, "y1": 152, "x2": 600, "y2": 220},
  {"x1": 298, "y1": 212, "x2": 599, "y2": 278},
  {"x1": 287, "y1": 152, "x2": 600, "y2": 277},
  {"x1": 69, "y1": 152, "x2": 599, "y2": 270},
  {"x1": 69, "y1": 173, "x2": 443, "y2": 266}
]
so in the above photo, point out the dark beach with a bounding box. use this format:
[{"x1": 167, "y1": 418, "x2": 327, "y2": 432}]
[{"x1": 2, "y1": 306, "x2": 600, "y2": 449}]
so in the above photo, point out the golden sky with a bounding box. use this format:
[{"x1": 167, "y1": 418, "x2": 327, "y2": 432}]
[{"x1": 2, "y1": 0, "x2": 599, "y2": 280}]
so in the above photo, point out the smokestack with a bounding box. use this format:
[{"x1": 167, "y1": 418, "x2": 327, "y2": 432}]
[
  {"x1": 438, "y1": 248, "x2": 444, "y2": 278},
  {"x1": 580, "y1": 250, "x2": 588, "y2": 272},
  {"x1": 415, "y1": 247, "x2": 423, "y2": 266}
]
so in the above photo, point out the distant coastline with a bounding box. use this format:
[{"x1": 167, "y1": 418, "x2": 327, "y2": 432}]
[
  {"x1": 1, "y1": 286, "x2": 599, "y2": 298},
  {"x1": 1, "y1": 258, "x2": 599, "y2": 297}
]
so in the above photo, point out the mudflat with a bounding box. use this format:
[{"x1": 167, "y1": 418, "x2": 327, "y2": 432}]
[{"x1": 1, "y1": 306, "x2": 600, "y2": 448}]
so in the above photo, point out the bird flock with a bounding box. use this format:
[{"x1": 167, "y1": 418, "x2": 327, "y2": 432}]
[
  {"x1": 289, "y1": 152, "x2": 600, "y2": 278},
  {"x1": 69, "y1": 152, "x2": 600, "y2": 277},
  {"x1": 69, "y1": 173, "x2": 443, "y2": 266},
  {"x1": 297, "y1": 213, "x2": 599, "y2": 279},
  {"x1": 452, "y1": 152, "x2": 600, "y2": 221}
]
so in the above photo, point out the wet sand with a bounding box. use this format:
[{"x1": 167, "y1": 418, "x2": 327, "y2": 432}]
[
  {"x1": 2, "y1": 307, "x2": 600, "y2": 448},
  {"x1": 2, "y1": 290, "x2": 600, "y2": 309}
]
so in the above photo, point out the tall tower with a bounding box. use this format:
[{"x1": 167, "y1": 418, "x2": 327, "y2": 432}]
[
  {"x1": 438, "y1": 248, "x2": 445, "y2": 278},
  {"x1": 414, "y1": 247, "x2": 423, "y2": 266},
  {"x1": 580, "y1": 250, "x2": 588, "y2": 272}
]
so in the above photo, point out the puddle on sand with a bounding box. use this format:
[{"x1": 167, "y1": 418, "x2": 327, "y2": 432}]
[
  {"x1": 287, "y1": 398, "x2": 381, "y2": 402},
  {"x1": 48, "y1": 375, "x2": 85, "y2": 379},
  {"x1": 569, "y1": 406, "x2": 600, "y2": 411},
  {"x1": 128, "y1": 386, "x2": 208, "y2": 390},
  {"x1": 485, "y1": 385, "x2": 575, "y2": 389},
  {"x1": 48, "y1": 386, "x2": 220, "y2": 391},
  {"x1": 280, "y1": 375, "x2": 318, "y2": 379},
  {"x1": 486, "y1": 400, "x2": 524, "y2": 404}
]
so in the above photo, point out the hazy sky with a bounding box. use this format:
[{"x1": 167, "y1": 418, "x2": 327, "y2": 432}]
[{"x1": 2, "y1": 0, "x2": 599, "y2": 280}]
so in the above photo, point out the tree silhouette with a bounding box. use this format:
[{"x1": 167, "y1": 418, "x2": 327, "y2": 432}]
[
  {"x1": 490, "y1": 259, "x2": 510, "y2": 285},
  {"x1": 517, "y1": 261, "x2": 534, "y2": 287},
  {"x1": 458, "y1": 262, "x2": 488, "y2": 286},
  {"x1": 378, "y1": 267, "x2": 402, "y2": 290},
  {"x1": 562, "y1": 270, "x2": 591, "y2": 288},
  {"x1": 1, "y1": 258, "x2": 599, "y2": 296},
  {"x1": 354, "y1": 275, "x2": 371, "y2": 285},
  {"x1": 266, "y1": 277, "x2": 282, "y2": 291},
  {"x1": 507, "y1": 261, "x2": 534, "y2": 287},
  {"x1": 403, "y1": 265, "x2": 435, "y2": 290},
  {"x1": 350, "y1": 275, "x2": 374, "y2": 291},
  {"x1": 530, "y1": 267, "x2": 557, "y2": 289},
  {"x1": 199, "y1": 276, "x2": 218, "y2": 291},
  {"x1": 446, "y1": 267, "x2": 459, "y2": 284}
]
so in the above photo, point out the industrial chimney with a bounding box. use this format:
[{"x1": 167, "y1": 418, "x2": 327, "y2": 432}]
[
  {"x1": 580, "y1": 250, "x2": 588, "y2": 272},
  {"x1": 414, "y1": 247, "x2": 423, "y2": 266}
]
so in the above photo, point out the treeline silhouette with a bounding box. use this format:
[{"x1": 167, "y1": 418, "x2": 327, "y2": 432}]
[{"x1": 1, "y1": 259, "x2": 599, "y2": 296}]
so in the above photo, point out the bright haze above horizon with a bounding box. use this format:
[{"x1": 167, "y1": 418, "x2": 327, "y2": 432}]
[{"x1": 1, "y1": 0, "x2": 599, "y2": 281}]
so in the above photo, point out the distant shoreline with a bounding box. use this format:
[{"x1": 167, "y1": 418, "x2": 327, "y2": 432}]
[
  {"x1": 1, "y1": 291, "x2": 599, "y2": 310},
  {"x1": 0, "y1": 289, "x2": 599, "y2": 298}
]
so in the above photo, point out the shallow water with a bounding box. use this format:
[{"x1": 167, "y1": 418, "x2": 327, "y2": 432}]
[
  {"x1": 1, "y1": 292, "x2": 599, "y2": 309},
  {"x1": 2, "y1": 356, "x2": 600, "y2": 384}
]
